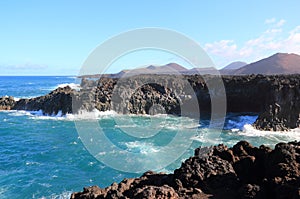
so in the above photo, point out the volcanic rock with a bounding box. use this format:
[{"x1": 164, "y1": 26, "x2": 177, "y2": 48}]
[
  {"x1": 13, "y1": 86, "x2": 74, "y2": 115},
  {"x1": 71, "y1": 141, "x2": 300, "y2": 199}
]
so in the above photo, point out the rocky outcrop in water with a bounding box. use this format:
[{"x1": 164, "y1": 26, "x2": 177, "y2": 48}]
[
  {"x1": 71, "y1": 141, "x2": 300, "y2": 199},
  {"x1": 10, "y1": 86, "x2": 74, "y2": 115}
]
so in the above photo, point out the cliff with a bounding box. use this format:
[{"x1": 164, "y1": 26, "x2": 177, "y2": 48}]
[
  {"x1": 80, "y1": 74, "x2": 300, "y2": 131},
  {"x1": 0, "y1": 74, "x2": 300, "y2": 131}
]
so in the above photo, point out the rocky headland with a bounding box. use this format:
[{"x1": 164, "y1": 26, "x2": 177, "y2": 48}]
[
  {"x1": 0, "y1": 86, "x2": 74, "y2": 115},
  {"x1": 1, "y1": 74, "x2": 299, "y2": 131},
  {"x1": 71, "y1": 140, "x2": 300, "y2": 199}
]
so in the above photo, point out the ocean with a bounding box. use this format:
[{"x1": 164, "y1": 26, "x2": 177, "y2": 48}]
[{"x1": 0, "y1": 76, "x2": 299, "y2": 198}]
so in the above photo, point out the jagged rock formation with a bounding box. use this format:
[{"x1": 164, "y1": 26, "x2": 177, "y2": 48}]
[
  {"x1": 13, "y1": 86, "x2": 74, "y2": 115},
  {"x1": 0, "y1": 74, "x2": 300, "y2": 130},
  {"x1": 253, "y1": 75, "x2": 300, "y2": 131},
  {"x1": 71, "y1": 141, "x2": 300, "y2": 199}
]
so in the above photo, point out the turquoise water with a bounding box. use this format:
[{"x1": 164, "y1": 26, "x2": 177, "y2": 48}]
[{"x1": 1, "y1": 77, "x2": 299, "y2": 198}]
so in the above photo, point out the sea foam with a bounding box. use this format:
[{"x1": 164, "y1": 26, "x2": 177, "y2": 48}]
[
  {"x1": 123, "y1": 141, "x2": 160, "y2": 154},
  {"x1": 56, "y1": 83, "x2": 81, "y2": 90},
  {"x1": 239, "y1": 124, "x2": 300, "y2": 141}
]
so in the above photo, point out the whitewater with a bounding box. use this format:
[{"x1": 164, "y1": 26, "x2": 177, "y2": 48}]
[{"x1": 0, "y1": 76, "x2": 299, "y2": 198}]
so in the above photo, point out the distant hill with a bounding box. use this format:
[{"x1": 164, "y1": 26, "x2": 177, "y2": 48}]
[
  {"x1": 113, "y1": 63, "x2": 188, "y2": 77},
  {"x1": 222, "y1": 61, "x2": 248, "y2": 70},
  {"x1": 234, "y1": 53, "x2": 300, "y2": 75},
  {"x1": 146, "y1": 63, "x2": 188, "y2": 73},
  {"x1": 79, "y1": 53, "x2": 300, "y2": 78},
  {"x1": 118, "y1": 63, "x2": 221, "y2": 76},
  {"x1": 184, "y1": 67, "x2": 219, "y2": 75},
  {"x1": 220, "y1": 61, "x2": 247, "y2": 75}
]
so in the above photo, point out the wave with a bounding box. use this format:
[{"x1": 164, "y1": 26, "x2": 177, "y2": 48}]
[
  {"x1": 6, "y1": 110, "x2": 66, "y2": 120},
  {"x1": 238, "y1": 124, "x2": 300, "y2": 141},
  {"x1": 66, "y1": 109, "x2": 117, "y2": 120},
  {"x1": 123, "y1": 141, "x2": 160, "y2": 154},
  {"x1": 4, "y1": 109, "x2": 118, "y2": 121},
  {"x1": 39, "y1": 191, "x2": 72, "y2": 199},
  {"x1": 39, "y1": 83, "x2": 81, "y2": 92},
  {"x1": 7, "y1": 110, "x2": 33, "y2": 117},
  {"x1": 5, "y1": 110, "x2": 299, "y2": 143},
  {"x1": 225, "y1": 114, "x2": 258, "y2": 131},
  {"x1": 68, "y1": 109, "x2": 196, "y2": 122},
  {"x1": 25, "y1": 161, "x2": 41, "y2": 166},
  {"x1": 2, "y1": 110, "x2": 255, "y2": 131},
  {"x1": 56, "y1": 83, "x2": 81, "y2": 90},
  {"x1": 0, "y1": 185, "x2": 72, "y2": 199},
  {"x1": 191, "y1": 127, "x2": 224, "y2": 145}
]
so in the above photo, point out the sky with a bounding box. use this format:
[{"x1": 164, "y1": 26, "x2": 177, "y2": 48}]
[{"x1": 1, "y1": 0, "x2": 300, "y2": 75}]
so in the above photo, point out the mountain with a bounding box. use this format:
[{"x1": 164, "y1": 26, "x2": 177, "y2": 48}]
[
  {"x1": 220, "y1": 61, "x2": 247, "y2": 75},
  {"x1": 80, "y1": 53, "x2": 300, "y2": 78},
  {"x1": 222, "y1": 61, "x2": 247, "y2": 70},
  {"x1": 234, "y1": 53, "x2": 300, "y2": 75},
  {"x1": 118, "y1": 63, "x2": 221, "y2": 76},
  {"x1": 184, "y1": 67, "x2": 219, "y2": 75},
  {"x1": 113, "y1": 63, "x2": 188, "y2": 77},
  {"x1": 146, "y1": 63, "x2": 188, "y2": 72}
]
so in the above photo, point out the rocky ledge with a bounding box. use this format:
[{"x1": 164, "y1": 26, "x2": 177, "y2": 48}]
[
  {"x1": 71, "y1": 141, "x2": 300, "y2": 199},
  {"x1": 0, "y1": 74, "x2": 300, "y2": 131}
]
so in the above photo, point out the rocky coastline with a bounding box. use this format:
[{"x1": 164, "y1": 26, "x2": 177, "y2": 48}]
[
  {"x1": 0, "y1": 74, "x2": 299, "y2": 131},
  {"x1": 71, "y1": 140, "x2": 300, "y2": 199},
  {"x1": 1, "y1": 74, "x2": 299, "y2": 198}
]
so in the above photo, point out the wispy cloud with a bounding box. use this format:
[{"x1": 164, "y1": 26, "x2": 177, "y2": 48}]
[
  {"x1": 276, "y1": 19, "x2": 286, "y2": 27},
  {"x1": 204, "y1": 18, "x2": 300, "y2": 66},
  {"x1": 265, "y1": 18, "x2": 276, "y2": 24},
  {"x1": 2, "y1": 63, "x2": 48, "y2": 70}
]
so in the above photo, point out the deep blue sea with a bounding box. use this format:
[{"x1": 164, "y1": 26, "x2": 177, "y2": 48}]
[{"x1": 0, "y1": 76, "x2": 299, "y2": 198}]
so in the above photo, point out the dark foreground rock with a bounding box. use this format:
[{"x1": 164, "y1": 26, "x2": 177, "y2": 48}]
[
  {"x1": 71, "y1": 141, "x2": 300, "y2": 199},
  {"x1": 1, "y1": 74, "x2": 300, "y2": 130}
]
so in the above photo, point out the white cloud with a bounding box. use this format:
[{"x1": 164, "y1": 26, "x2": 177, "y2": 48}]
[
  {"x1": 204, "y1": 40, "x2": 237, "y2": 58},
  {"x1": 204, "y1": 18, "x2": 300, "y2": 67},
  {"x1": 276, "y1": 19, "x2": 286, "y2": 27},
  {"x1": 2, "y1": 63, "x2": 48, "y2": 70},
  {"x1": 265, "y1": 18, "x2": 276, "y2": 24},
  {"x1": 283, "y1": 26, "x2": 300, "y2": 52},
  {"x1": 265, "y1": 28, "x2": 282, "y2": 34},
  {"x1": 246, "y1": 36, "x2": 266, "y2": 47}
]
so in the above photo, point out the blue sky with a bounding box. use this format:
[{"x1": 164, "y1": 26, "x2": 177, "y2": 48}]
[{"x1": 1, "y1": 0, "x2": 300, "y2": 75}]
